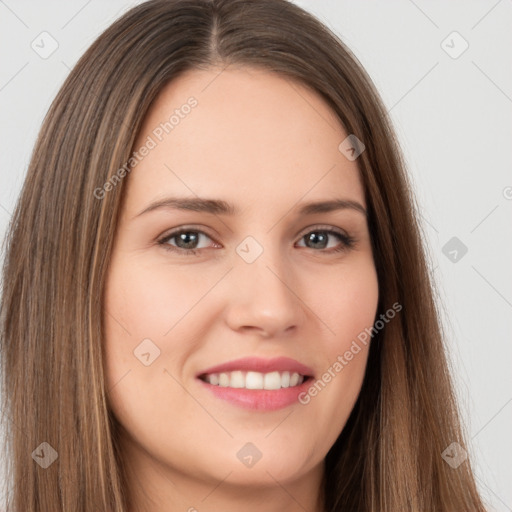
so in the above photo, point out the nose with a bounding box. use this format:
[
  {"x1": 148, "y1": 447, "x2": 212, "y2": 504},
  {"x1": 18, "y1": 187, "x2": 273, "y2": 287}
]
[{"x1": 223, "y1": 242, "x2": 304, "y2": 338}]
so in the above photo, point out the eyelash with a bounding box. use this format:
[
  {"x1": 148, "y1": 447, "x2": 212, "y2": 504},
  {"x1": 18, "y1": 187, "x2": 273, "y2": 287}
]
[{"x1": 157, "y1": 225, "x2": 356, "y2": 256}]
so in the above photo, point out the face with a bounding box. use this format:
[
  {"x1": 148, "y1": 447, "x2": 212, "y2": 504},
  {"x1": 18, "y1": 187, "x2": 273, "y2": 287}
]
[{"x1": 103, "y1": 66, "x2": 379, "y2": 506}]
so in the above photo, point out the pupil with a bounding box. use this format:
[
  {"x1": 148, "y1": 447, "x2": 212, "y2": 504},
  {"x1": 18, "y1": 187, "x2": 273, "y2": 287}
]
[
  {"x1": 308, "y1": 232, "x2": 327, "y2": 249},
  {"x1": 178, "y1": 232, "x2": 198, "y2": 249}
]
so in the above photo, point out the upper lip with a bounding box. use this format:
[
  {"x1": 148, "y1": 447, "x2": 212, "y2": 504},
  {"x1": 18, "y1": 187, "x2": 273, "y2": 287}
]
[{"x1": 197, "y1": 356, "x2": 314, "y2": 378}]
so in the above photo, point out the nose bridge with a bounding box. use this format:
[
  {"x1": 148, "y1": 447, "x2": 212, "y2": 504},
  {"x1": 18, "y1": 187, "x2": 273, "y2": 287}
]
[{"x1": 235, "y1": 231, "x2": 289, "y2": 284}]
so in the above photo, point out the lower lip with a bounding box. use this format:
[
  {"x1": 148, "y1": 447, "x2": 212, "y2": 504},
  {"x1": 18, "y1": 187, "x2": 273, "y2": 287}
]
[{"x1": 197, "y1": 378, "x2": 313, "y2": 411}]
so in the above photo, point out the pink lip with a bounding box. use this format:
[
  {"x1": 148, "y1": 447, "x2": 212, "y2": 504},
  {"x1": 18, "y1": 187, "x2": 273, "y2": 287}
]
[
  {"x1": 198, "y1": 379, "x2": 313, "y2": 411},
  {"x1": 197, "y1": 356, "x2": 314, "y2": 378},
  {"x1": 196, "y1": 357, "x2": 315, "y2": 412}
]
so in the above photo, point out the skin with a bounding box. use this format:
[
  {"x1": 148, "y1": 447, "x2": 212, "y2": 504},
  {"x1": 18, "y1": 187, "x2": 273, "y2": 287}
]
[{"x1": 103, "y1": 66, "x2": 379, "y2": 512}]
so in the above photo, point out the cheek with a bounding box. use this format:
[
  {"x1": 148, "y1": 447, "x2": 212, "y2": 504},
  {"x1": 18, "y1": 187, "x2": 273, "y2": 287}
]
[
  {"x1": 103, "y1": 256, "x2": 214, "y2": 343},
  {"x1": 102, "y1": 257, "x2": 178, "y2": 391},
  {"x1": 299, "y1": 255, "x2": 378, "y2": 429},
  {"x1": 102, "y1": 257, "x2": 198, "y2": 440},
  {"x1": 314, "y1": 254, "x2": 379, "y2": 352},
  {"x1": 102, "y1": 255, "x2": 225, "y2": 399}
]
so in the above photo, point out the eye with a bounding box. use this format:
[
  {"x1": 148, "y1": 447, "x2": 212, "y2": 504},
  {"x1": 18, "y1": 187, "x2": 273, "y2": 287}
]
[
  {"x1": 296, "y1": 226, "x2": 355, "y2": 254},
  {"x1": 157, "y1": 225, "x2": 356, "y2": 256},
  {"x1": 158, "y1": 228, "x2": 218, "y2": 256}
]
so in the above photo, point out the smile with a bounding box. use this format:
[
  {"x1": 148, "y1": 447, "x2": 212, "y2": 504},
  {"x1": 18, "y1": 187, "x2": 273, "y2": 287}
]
[{"x1": 196, "y1": 356, "x2": 314, "y2": 411}]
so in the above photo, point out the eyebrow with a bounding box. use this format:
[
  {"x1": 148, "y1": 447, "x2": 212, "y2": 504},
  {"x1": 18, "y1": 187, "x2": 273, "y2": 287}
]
[{"x1": 133, "y1": 197, "x2": 367, "y2": 219}]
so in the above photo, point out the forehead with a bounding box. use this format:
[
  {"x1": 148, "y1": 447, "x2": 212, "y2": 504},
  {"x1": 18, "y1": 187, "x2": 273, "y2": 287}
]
[{"x1": 125, "y1": 66, "x2": 365, "y2": 213}]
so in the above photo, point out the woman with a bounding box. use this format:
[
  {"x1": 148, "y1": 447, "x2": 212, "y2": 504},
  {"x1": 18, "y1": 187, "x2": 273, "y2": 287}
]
[{"x1": 0, "y1": 0, "x2": 487, "y2": 510}]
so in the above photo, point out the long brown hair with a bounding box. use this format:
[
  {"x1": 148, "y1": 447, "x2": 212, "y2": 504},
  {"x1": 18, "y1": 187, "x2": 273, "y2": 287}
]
[{"x1": 0, "y1": 0, "x2": 487, "y2": 510}]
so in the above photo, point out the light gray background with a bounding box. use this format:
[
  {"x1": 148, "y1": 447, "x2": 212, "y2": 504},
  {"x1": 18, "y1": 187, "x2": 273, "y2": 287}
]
[{"x1": 0, "y1": 1, "x2": 510, "y2": 510}]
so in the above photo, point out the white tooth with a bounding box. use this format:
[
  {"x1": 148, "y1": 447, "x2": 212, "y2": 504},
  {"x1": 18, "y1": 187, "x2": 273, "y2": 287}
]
[
  {"x1": 206, "y1": 370, "x2": 304, "y2": 389},
  {"x1": 230, "y1": 371, "x2": 245, "y2": 388},
  {"x1": 264, "y1": 371, "x2": 282, "y2": 390},
  {"x1": 219, "y1": 373, "x2": 230, "y2": 387},
  {"x1": 289, "y1": 372, "x2": 300, "y2": 386},
  {"x1": 245, "y1": 371, "x2": 264, "y2": 389}
]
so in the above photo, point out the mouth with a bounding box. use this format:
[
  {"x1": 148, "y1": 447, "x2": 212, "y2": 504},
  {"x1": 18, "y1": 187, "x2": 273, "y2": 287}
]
[{"x1": 196, "y1": 356, "x2": 315, "y2": 411}]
